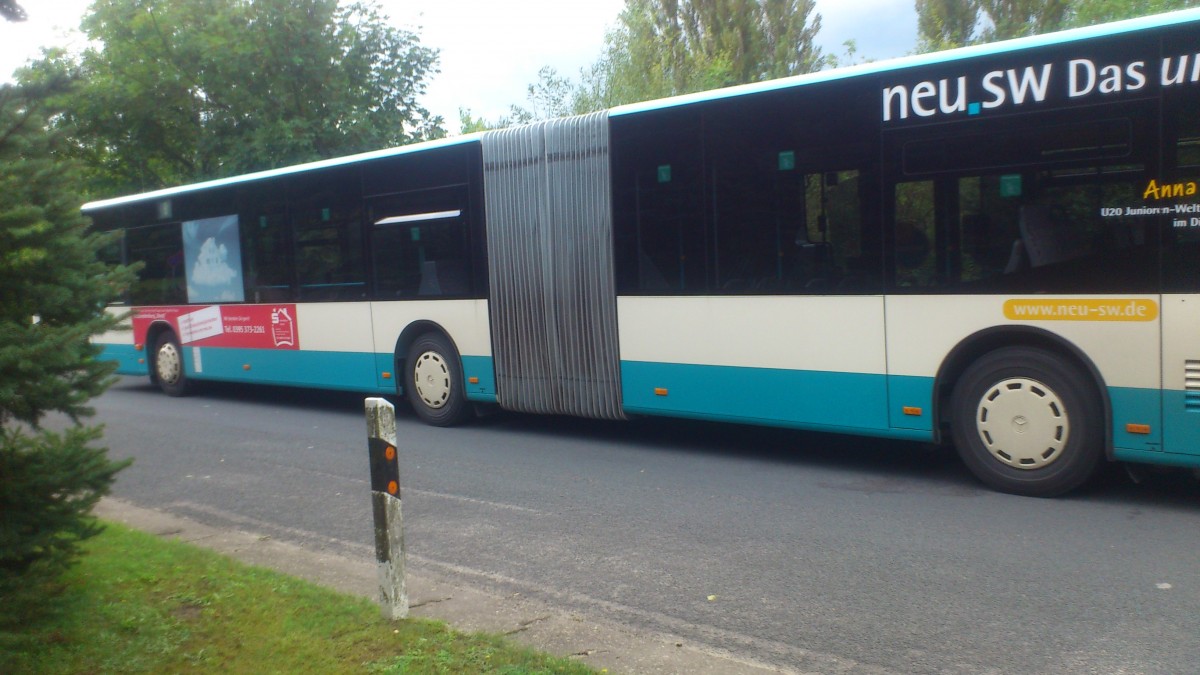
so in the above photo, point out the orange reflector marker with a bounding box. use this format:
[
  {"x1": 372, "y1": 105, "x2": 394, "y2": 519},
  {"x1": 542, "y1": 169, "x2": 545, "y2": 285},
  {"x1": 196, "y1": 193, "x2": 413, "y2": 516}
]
[
  {"x1": 654, "y1": 387, "x2": 669, "y2": 396},
  {"x1": 1126, "y1": 423, "x2": 1152, "y2": 435},
  {"x1": 138, "y1": 358, "x2": 145, "y2": 365},
  {"x1": 243, "y1": 364, "x2": 251, "y2": 371},
  {"x1": 468, "y1": 376, "x2": 479, "y2": 384},
  {"x1": 134, "y1": 343, "x2": 144, "y2": 351},
  {"x1": 387, "y1": 480, "x2": 398, "y2": 495},
  {"x1": 902, "y1": 406, "x2": 923, "y2": 416},
  {"x1": 385, "y1": 445, "x2": 396, "y2": 461},
  {"x1": 382, "y1": 371, "x2": 392, "y2": 379}
]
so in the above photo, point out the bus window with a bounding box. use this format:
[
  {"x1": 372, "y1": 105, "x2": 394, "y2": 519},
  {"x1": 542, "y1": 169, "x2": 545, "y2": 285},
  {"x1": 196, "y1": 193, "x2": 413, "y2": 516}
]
[
  {"x1": 891, "y1": 167, "x2": 1155, "y2": 293},
  {"x1": 611, "y1": 110, "x2": 707, "y2": 294},
  {"x1": 126, "y1": 222, "x2": 186, "y2": 306},
  {"x1": 1162, "y1": 73, "x2": 1200, "y2": 292},
  {"x1": 893, "y1": 181, "x2": 935, "y2": 288},
  {"x1": 294, "y1": 200, "x2": 365, "y2": 301},
  {"x1": 243, "y1": 208, "x2": 293, "y2": 303},
  {"x1": 369, "y1": 188, "x2": 472, "y2": 299}
]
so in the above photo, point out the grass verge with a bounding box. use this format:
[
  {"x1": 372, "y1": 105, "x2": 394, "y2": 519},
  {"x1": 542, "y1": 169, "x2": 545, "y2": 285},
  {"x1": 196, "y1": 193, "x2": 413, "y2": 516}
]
[{"x1": 0, "y1": 522, "x2": 595, "y2": 674}]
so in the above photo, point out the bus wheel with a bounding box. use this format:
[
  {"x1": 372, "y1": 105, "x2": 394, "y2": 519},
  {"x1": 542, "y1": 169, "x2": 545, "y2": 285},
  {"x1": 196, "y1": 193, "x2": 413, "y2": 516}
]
[
  {"x1": 950, "y1": 347, "x2": 1103, "y2": 497},
  {"x1": 153, "y1": 332, "x2": 194, "y2": 397},
  {"x1": 406, "y1": 333, "x2": 471, "y2": 427}
]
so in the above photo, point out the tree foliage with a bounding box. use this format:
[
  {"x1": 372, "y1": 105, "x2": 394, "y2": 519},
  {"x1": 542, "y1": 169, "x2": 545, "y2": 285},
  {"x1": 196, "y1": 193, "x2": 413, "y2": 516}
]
[
  {"x1": 917, "y1": 0, "x2": 1200, "y2": 52},
  {"x1": 0, "y1": 77, "x2": 133, "y2": 612},
  {"x1": 483, "y1": 0, "x2": 828, "y2": 125},
  {"x1": 582, "y1": 0, "x2": 828, "y2": 109},
  {"x1": 22, "y1": 0, "x2": 442, "y2": 198},
  {"x1": 1067, "y1": 0, "x2": 1200, "y2": 26}
]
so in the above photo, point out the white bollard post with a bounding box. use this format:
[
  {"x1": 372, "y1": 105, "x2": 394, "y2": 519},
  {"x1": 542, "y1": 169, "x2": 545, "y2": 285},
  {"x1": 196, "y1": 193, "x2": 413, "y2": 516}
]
[{"x1": 365, "y1": 397, "x2": 407, "y2": 620}]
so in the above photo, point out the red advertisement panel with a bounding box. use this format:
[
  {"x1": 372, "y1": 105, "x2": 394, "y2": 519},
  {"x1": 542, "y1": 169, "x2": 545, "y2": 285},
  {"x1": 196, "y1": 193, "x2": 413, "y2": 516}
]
[{"x1": 133, "y1": 305, "x2": 300, "y2": 350}]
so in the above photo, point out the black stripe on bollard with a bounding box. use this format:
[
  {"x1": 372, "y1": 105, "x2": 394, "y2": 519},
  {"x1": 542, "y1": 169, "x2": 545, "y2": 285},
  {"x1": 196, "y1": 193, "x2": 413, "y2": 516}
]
[{"x1": 368, "y1": 436, "x2": 401, "y2": 497}]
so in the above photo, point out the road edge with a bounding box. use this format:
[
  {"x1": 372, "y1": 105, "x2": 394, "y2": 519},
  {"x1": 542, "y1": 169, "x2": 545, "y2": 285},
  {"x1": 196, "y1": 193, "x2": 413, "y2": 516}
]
[{"x1": 95, "y1": 497, "x2": 786, "y2": 675}]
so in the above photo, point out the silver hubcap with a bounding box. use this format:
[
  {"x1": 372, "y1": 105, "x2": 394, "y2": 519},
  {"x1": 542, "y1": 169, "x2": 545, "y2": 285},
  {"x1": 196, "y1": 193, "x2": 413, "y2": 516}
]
[
  {"x1": 975, "y1": 377, "x2": 1069, "y2": 470},
  {"x1": 156, "y1": 342, "x2": 182, "y2": 385},
  {"x1": 412, "y1": 350, "x2": 451, "y2": 409}
]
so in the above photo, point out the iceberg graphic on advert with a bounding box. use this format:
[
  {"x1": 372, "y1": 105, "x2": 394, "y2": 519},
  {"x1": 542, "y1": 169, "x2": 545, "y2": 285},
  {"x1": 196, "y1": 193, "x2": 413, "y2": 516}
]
[{"x1": 271, "y1": 307, "x2": 295, "y2": 347}]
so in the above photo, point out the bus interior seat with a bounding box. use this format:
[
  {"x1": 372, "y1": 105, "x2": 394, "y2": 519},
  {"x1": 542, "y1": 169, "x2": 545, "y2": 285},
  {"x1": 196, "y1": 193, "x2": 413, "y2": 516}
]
[
  {"x1": 1019, "y1": 206, "x2": 1070, "y2": 267},
  {"x1": 637, "y1": 248, "x2": 671, "y2": 291},
  {"x1": 1002, "y1": 239, "x2": 1027, "y2": 274},
  {"x1": 418, "y1": 259, "x2": 470, "y2": 296}
]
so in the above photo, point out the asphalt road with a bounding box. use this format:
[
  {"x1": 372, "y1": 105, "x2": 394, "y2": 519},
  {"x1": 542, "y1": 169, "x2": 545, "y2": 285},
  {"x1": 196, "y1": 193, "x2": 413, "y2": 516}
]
[{"x1": 77, "y1": 376, "x2": 1200, "y2": 673}]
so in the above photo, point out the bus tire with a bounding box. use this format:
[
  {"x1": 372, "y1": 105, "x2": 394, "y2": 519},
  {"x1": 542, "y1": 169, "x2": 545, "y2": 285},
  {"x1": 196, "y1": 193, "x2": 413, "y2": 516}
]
[
  {"x1": 950, "y1": 347, "x2": 1103, "y2": 497},
  {"x1": 406, "y1": 333, "x2": 471, "y2": 427},
  {"x1": 153, "y1": 331, "x2": 194, "y2": 397}
]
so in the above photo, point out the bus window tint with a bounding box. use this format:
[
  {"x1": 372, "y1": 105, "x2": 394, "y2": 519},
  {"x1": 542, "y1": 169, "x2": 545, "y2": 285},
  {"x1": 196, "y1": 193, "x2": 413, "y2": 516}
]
[
  {"x1": 294, "y1": 201, "x2": 365, "y2": 301},
  {"x1": 957, "y1": 176, "x2": 1021, "y2": 283},
  {"x1": 369, "y1": 188, "x2": 472, "y2": 299},
  {"x1": 1163, "y1": 77, "x2": 1200, "y2": 292},
  {"x1": 372, "y1": 213, "x2": 471, "y2": 298},
  {"x1": 893, "y1": 181, "x2": 935, "y2": 287},
  {"x1": 795, "y1": 170, "x2": 868, "y2": 293},
  {"x1": 244, "y1": 210, "x2": 293, "y2": 303},
  {"x1": 97, "y1": 229, "x2": 127, "y2": 305},
  {"x1": 126, "y1": 223, "x2": 186, "y2": 306},
  {"x1": 891, "y1": 168, "x2": 1156, "y2": 293},
  {"x1": 611, "y1": 111, "x2": 707, "y2": 294}
]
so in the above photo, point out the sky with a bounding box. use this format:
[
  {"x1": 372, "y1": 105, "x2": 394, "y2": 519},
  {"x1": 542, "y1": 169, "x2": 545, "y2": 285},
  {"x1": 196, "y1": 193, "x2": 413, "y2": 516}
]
[{"x1": 0, "y1": 0, "x2": 918, "y2": 133}]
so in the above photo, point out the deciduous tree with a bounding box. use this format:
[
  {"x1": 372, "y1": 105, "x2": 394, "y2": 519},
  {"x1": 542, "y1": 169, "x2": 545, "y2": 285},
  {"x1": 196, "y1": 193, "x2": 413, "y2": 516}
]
[
  {"x1": 496, "y1": 0, "x2": 828, "y2": 124},
  {"x1": 917, "y1": 0, "x2": 1200, "y2": 52},
  {"x1": 22, "y1": 0, "x2": 442, "y2": 197}
]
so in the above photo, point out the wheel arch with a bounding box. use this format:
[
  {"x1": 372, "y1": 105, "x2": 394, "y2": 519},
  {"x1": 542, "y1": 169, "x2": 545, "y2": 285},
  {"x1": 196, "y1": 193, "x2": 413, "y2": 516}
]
[
  {"x1": 144, "y1": 321, "x2": 176, "y2": 385},
  {"x1": 932, "y1": 326, "x2": 1114, "y2": 460},
  {"x1": 392, "y1": 320, "x2": 459, "y2": 395}
]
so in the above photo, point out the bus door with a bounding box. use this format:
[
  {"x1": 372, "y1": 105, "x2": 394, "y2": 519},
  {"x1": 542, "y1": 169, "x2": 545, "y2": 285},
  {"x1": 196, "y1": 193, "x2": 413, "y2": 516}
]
[
  {"x1": 1159, "y1": 73, "x2": 1200, "y2": 459},
  {"x1": 1161, "y1": 292, "x2": 1200, "y2": 458}
]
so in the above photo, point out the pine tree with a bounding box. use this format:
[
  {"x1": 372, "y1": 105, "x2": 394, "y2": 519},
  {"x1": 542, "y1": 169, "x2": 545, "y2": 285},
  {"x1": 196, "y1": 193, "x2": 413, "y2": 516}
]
[{"x1": 0, "y1": 77, "x2": 133, "y2": 616}]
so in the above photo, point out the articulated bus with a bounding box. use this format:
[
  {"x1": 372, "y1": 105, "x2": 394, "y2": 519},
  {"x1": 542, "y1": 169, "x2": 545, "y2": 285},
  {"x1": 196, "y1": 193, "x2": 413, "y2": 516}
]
[{"x1": 87, "y1": 10, "x2": 1200, "y2": 496}]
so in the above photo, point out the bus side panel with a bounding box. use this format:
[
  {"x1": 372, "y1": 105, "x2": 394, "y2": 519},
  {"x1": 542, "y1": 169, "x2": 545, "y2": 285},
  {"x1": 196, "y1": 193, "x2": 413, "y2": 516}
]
[
  {"x1": 369, "y1": 299, "x2": 495, "y2": 400},
  {"x1": 617, "y1": 296, "x2": 892, "y2": 432},
  {"x1": 98, "y1": 343, "x2": 148, "y2": 376},
  {"x1": 181, "y1": 302, "x2": 381, "y2": 391},
  {"x1": 186, "y1": 347, "x2": 382, "y2": 392},
  {"x1": 884, "y1": 295, "x2": 1163, "y2": 454},
  {"x1": 94, "y1": 308, "x2": 146, "y2": 376}
]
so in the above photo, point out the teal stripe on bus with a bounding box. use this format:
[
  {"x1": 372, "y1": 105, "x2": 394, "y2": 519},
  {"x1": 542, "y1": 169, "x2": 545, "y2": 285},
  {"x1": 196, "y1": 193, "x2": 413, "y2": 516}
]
[
  {"x1": 461, "y1": 355, "x2": 498, "y2": 403},
  {"x1": 1158, "y1": 389, "x2": 1200, "y2": 460},
  {"x1": 619, "y1": 360, "x2": 934, "y2": 441},
  {"x1": 887, "y1": 375, "x2": 935, "y2": 432},
  {"x1": 1110, "y1": 386, "x2": 1164, "y2": 454},
  {"x1": 100, "y1": 343, "x2": 148, "y2": 376},
  {"x1": 185, "y1": 347, "x2": 390, "y2": 394}
]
